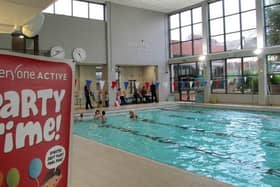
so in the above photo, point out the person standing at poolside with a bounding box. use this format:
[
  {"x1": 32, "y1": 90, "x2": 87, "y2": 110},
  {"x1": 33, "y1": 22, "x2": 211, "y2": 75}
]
[
  {"x1": 84, "y1": 84, "x2": 93, "y2": 110},
  {"x1": 116, "y1": 88, "x2": 122, "y2": 105},
  {"x1": 150, "y1": 81, "x2": 158, "y2": 103}
]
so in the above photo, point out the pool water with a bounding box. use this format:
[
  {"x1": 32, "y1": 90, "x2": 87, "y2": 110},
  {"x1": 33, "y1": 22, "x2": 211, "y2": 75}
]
[{"x1": 74, "y1": 106, "x2": 280, "y2": 187}]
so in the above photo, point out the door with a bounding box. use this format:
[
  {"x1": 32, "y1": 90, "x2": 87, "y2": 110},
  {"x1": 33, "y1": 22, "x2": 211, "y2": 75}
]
[{"x1": 178, "y1": 76, "x2": 196, "y2": 101}]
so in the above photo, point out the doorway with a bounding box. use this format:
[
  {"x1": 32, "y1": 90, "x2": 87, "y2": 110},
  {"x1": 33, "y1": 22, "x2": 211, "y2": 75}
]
[{"x1": 178, "y1": 76, "x2": 196, "y2": 101}]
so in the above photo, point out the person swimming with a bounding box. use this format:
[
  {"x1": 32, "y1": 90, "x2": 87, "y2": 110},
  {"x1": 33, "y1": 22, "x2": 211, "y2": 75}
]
[
  {"x1": 94, "y1": 110, "x2": 101, "y2": 119},
  {"x1": 129, "y1": 110, "x2": 138, "y2": 120},
  {"x1": 101, "y1": 110, "x2": 106, "y2": 123},
  {"x1": 79, "y1": 113, "x2": 84, "y2": 120}
]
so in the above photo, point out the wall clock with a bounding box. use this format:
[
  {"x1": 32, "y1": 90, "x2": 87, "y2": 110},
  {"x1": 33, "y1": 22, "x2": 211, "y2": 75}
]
[
  {"x1": 72, "y1": 48, "x2": 87, "y2": 63},
  {"x1": 50, "y1": 46, "x2": 65, "y2": 59}
]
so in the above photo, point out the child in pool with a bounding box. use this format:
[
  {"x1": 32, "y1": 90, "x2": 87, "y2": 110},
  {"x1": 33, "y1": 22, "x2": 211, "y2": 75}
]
[
  {"x1": 94, "y1": 110, "x2": 101, "y2": 119},
  {"x1": 41, "y1": 168, "x2": 62, "y2": 187},
  {"x1": 101, "y1": 110, "x2": 106, "y2": 123},
  {"x1": 79, "y1": 113, "x2": 83, "y2": 120},
  {"x1": 129, "y1": 110, "x2": 138, "y2": 120}
]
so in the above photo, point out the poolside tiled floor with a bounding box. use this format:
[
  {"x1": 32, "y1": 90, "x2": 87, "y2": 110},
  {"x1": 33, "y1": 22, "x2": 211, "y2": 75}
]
[{"x1": 71, "y1": 135, "x2": 232, "y2": 187}]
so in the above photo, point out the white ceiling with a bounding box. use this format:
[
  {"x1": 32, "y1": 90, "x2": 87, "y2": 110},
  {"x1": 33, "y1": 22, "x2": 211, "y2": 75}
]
[
  {"x1": 106, "y1": 0, "x2": 203, "y2": 13},
  {"x1": 0, "y1": 0, "x2": 55, "y2": 33}
]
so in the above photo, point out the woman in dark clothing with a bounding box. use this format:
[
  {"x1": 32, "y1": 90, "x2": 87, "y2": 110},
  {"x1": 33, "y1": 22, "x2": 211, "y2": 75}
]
[
  {"x1": 84, "y1": 85, "x2": 93, "y2": 109},
  {"x1": 150, "y1": 82, "x2": 158, "y2": 102}
]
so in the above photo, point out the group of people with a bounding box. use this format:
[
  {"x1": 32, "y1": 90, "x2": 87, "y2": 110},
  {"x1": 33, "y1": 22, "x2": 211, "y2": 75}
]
[
  {"x1": 94, "y1": 109, "x2": 106, "y2": 123},
  {"x1": 79, "y1": 109, "x2": 137, "y2": 123},
  {"x1": 84, "y1": 84, "x2": 109, "y2": 110},
  {"x1": 116, "y1": 82, "x2": 158, "y2": 105},
  {"x1": 134, "y1": 82, "x2": 158, "y2": 104},
  {"x1": 84, "y1": 81, "x2": 158, "y2": 109}
]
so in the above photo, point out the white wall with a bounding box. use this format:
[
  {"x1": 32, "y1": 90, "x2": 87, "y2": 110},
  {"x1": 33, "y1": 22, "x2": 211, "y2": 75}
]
[
  {"x1": 39, "y1": 14, "x2": 106, "y2": 64},
  {"x1": 108, "y1": 3, "x2": 169, "y2": 104},
  {"x1": 143, "y1": 66, "x2": 157, "y2": 83},
  {"x1": 78, "y1": 65, "x2": 96, "y2": 92}
]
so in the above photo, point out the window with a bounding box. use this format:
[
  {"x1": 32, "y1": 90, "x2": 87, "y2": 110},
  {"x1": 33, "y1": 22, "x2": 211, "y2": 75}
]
[
  {"x1": 42, "y1": 0, "x2": 105, "y2": 21},
  {"x1": 211, "y1": 57, "x2": 258, "y2": 94},
  {"x1": 170, "y1": 62, "x2": 201, "y2": 93},
  {"x1": 73, "y1": 0, "x2": 89, "y2": 18},
  {"x1": 243, "y1": 57, "x2": 258, "y2": 93},
  {"x1": 169, "y1": 7, "x2": 203, "y2": 58},
  {"x1": 170, "y1": 64, "x2": 179, "y2": 92},
  {"x1": 209, "y1": 0, "x2": 256, "y2": 53},
  {"x1": 89, "y1": 3, "x2": 104, "y2": 20},
  {"x1": 211, "y1": 60, "x2": 226, "y2": 93},
  {"x1": 55, "y1": 0, "x2": 72, "y2": 16},
  {"x1": 43, "y1": 4, "x2": 54, "y2": 14},
  {"x1": 267, "y1": 54, "x2": 280, "y2": 94},
  {"x1": 264, "y1": 0, "x2": 280, "y2": 46},
  {"x1": 96, "y1": 71, "x2": 103, "y2": 81},
  {"x1": 227, "y1": 58, "x2": 242, "y2": 93}
]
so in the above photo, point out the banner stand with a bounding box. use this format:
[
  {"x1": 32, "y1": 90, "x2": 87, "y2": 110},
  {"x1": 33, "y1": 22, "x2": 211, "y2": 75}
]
[{"x1": 0, "y1": 50, "x2": 74, "y2": 187}]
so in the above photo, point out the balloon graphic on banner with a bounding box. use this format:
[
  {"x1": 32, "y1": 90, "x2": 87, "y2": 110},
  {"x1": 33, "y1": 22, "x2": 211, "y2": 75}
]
[
  {"x1": 86, "y1": 80, "x2": 92, "y2": 88},
  {"x1": 156, "y1": 81, "x2": 160, "y2": 88},
  {"x1": 221, "y1": 79, "x2": 225, "y2": 85},
  {"x1": 145, "y1": 82, "x2": 150, "y2": 89},
  {"x1": 135, "y1": 81, "x2": 140, "y2": 89},
  {"x1": 210, "y1": 80, "x2": 213, "y2": 86},
  {"x1": 189, "y1": 81, "x2": 193, "y2": 88},
  {"x1": 111, "y1": 81, "x2": 117, "y2": 89},
  {"x1": 244, "y1": 76, "x2": 247, "y2": 83},
  {"x1": 29, "y1": 158, "x2": 42, "y2": 179},
  {"x1": 99, "y1": 80, "x2": 105, "y2": 90},
  {"x1": 6, "y1": 168, "x2": 20, "y2": 187},
  {"x1": 0, "y1": 171, "x2": 3, "y2": 186},
  {"x1": 124, "y1": 81, "x2": 129, "y2": 89}
]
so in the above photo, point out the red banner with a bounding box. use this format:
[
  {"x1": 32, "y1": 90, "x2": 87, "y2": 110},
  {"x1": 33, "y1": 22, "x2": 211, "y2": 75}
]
[{"x1": 0, "y1": 53, "x2": 73, "y2": 187}]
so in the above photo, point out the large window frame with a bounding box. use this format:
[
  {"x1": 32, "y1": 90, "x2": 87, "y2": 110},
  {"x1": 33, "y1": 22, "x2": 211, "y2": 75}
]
[
  {"x1": 170, "y1": 62, "x2": 201, "y2": 93},
  {"x1": 267, "y1": 54, "x2": 280, "y2": 95},
  {"x1": 169, "y1": 7, "x2": 203, "y2": 58},
  {"x1": 264, "y1": 0, "x2": 280, "y2": 47},
  {"x1": 211, "y1": 56, "x2": 258, "y2": 94},
  {"x1": 208, "y1": 0, "x2": 257, "y2": 53},
  {"x1": 43, "y1": 0, "x2": 105, "y2": 21}
]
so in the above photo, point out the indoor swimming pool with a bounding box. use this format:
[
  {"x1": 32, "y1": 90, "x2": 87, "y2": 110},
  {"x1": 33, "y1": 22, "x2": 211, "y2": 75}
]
[{"x1": 74, "y1": 106, "x2": 280, "y2": 187}]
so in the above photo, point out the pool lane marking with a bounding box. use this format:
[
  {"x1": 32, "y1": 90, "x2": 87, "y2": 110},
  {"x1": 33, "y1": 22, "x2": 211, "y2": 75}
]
[
  {"x1": 265, "y1": 169, "x2": 280, "y2": 177},
  {"x1": 141, "y1": 118, "x2": 276, "y2": 146},
  {"x1": 98, "y1": 124, "x2": 228, "y2": 159},
  {"x1": 97, "y1": 123, "x2": 280, "y2": 178},
  {"x1": 165, "y1": 115, "x2": 280, "y2": 148},
  {"x1": 165, "y1": 111, "x2": 280, "y2": 132}
]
